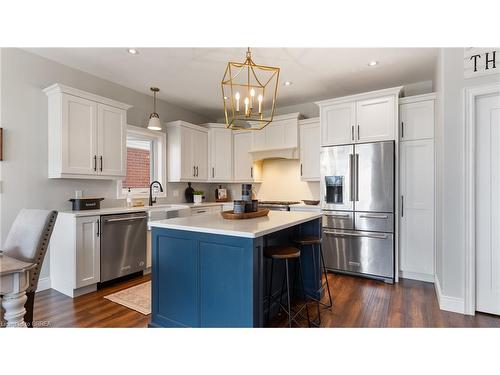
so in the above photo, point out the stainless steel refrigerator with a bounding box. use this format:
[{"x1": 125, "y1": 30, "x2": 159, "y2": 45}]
[{"x1": 320, "y1": 141, "x2": 394, "y2": 283}]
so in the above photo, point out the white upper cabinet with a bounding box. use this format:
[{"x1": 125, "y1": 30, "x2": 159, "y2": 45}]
[
  {"x1": 233, "y1": 131, "x2": 262, "y2": 182},
  {"x1": 356, "y1": 95, "x2": 395, "y2": 142},
  {"x1": 193, "y1": 128, "x2": 208, "y2": 180},
  {"x1": 251, "y1": 113, "x2": 301, "y2": 155},
  {"x1": 317, "y1": 87, "x2": 402, "y2": 146},
  {"x1": 97, "y1": 103, "x2": 126, "y2": 176},
  {"x1": 44, "y1": 84, "x2": 131, "y2": 179},
  {"x1": 299, "y1": 118, "x2": 320, "y2": 181},
  {"x1": 61, "y1": 94, "x2": 98, "y2": 175},
  {"x1": 399, "y1": 94, "x2": 436, "y2": 141},
  {"x1": 167, "y1": 121, "x2": 209, "y2": 182},
  {"x1": 205, "y1": 123, "x2": 233, "y2": 182},
  {"x1": 320, "y1": 102, "x2": 355, "y2": 146}
]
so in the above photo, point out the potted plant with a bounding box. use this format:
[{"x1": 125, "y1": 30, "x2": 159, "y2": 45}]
[{"x1": 193, "y1": 190, "x2": 204, "y2": 204}]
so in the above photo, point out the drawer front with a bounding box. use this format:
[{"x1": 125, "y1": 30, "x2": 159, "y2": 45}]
[
  {"x1": 354, "y1": 212, "x2": 394, "y2": 233},
  {"x1": 322, "y1": 211, "x2": 354, "y2": 230},
  {"x1": 322, "y1": 229, "x2": 394, "y2": 278},
  {"x1": 191, "y1": 205, "x2": 222, "y2": 216}
]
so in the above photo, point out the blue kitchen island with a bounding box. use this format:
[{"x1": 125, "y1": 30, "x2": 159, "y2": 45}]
[{"x1": 149, "y1": 211, "x2": 322, "y2": 328}]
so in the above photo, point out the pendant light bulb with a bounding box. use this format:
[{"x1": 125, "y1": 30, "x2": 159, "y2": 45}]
[{"x1": 148, "y1": 87, "x2": 162, "y2": 131}]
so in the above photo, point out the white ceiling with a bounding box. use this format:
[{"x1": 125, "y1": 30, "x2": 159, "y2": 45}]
[{"x1": 27, "y1": 48, "x2": 437, "y2": 119}]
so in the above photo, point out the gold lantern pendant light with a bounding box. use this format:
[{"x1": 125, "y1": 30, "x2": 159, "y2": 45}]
[
  {"x1": 221, "y1": 48, "x2": 280, "y2": 130},
  {"x1": 147, "y1": 87, "x2": 162, "y2": 131}
]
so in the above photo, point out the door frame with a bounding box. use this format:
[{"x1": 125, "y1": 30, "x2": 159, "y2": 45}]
[{"x1": 464, "y1": 83, "x2": 500, "y2": 315}]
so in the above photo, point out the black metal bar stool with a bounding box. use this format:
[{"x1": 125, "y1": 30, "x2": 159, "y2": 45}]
[
  {"x1": 293, "y1": 235, "x2": 333, "y2": 326},
  {"x1": 265, "y1": 245, "x2": 311, "y2": 328}
]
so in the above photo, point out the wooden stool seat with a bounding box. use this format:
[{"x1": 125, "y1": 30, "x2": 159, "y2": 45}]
[
  {"x1": 293, "y1": 235, "x2": 322, "y2": 245},
  {"x1": 264, "y1": 246, "x2": 301, "y2": 259}
]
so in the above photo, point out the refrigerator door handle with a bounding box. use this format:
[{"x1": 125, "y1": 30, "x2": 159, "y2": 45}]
[
  {"x1": 349, "y1": 153, "x2": 354, "y2": 201},
  {"x1": 355, "y1": 153, "x2": 359, "y2": 201}
]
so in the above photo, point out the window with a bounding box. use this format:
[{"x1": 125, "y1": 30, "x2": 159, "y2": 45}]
[
  {"x1": 117, "y1": 125, "x2": 166, "y2": 198},
  {"x1": 122, "y1": 138, "x2": 154, "y2": 189}
]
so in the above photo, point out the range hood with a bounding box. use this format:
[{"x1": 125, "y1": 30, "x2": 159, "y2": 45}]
[
  {"x1": 247, "y1": 112, "x2": 302, "y2": 161},
  {"x1": 249, "y1": 147, "x2": 299, "y2": 161}
]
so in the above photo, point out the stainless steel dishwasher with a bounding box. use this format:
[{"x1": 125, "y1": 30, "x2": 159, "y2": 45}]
[{"x1": 100, "y1": 212, "x2": 147, "y2": 283}]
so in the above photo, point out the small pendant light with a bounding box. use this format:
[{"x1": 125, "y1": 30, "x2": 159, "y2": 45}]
[{"x1": 147, "y1": 87, "x2": 162, "y2": 131}]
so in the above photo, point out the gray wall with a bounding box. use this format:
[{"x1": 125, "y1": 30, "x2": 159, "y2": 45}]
[
  {"x1": 0, "y1": 48, "x2": 212, "y2": 280},
  {"x1": 434, "y1": 48, "x2": 500, "y2": 303}
]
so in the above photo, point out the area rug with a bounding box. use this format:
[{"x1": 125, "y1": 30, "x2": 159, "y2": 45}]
[{"x1": 104, "y1": 281, "x2": 151, "y2": 315}]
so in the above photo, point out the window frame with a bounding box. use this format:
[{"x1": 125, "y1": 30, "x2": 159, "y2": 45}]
[{"x1": 116, "y1": 125, "x2": 167, "y2": 199}]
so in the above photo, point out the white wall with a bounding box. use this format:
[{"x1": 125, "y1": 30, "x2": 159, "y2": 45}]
[
  {"x1": 434, "y1": 48, "x2": 500, "y2": 312},
  {"x1": 434, "y1": 50, "x2": 444, "y2": 291},
  {"x1": 0, "y1": 48, "x2": 212, "y2": 282}
]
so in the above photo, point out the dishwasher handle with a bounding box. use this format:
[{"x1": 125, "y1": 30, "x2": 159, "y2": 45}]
[{"x1": 103, "y1": 216, "x2": 147, "y2": 223}]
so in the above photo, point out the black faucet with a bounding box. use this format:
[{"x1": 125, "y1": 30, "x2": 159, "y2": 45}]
[{"x1": 149, "y1": 180, "x2": 164, "y2": 206}]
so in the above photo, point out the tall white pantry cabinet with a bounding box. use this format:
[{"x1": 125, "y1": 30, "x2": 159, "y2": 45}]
[
  {"x1": 44, "y1": 84, "x2": 131, "y2": 179},
  {"x1": 398, "y1": 93, "x2": 436, "y2": 282}
]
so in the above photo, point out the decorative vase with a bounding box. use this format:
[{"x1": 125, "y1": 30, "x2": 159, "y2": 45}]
[{"x1": 193, "y1": 194, "x2": 202, "y2": 204}]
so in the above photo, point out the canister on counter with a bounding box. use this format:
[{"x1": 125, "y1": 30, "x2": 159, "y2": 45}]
[
  {"x1": 241, "y1": 184, "x2": 252, "y2": 201},
  {"x1": 233, "y1": 200, "x2": 246, "y2": 214}
]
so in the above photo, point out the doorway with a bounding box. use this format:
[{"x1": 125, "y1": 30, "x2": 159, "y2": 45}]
[
  {"x1": 475, "y1": 92, "x2": 500, "y2": 315},
  {"x1": 465, "y1": 83, "x2": 500, "y2": 315}
]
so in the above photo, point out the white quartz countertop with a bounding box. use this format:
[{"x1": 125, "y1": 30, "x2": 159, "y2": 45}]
[
  {"x1": 149, "y1": 211, "x2": 322, "y2": 238},
  {"x1": 59, "y1": 202, "x2": 229, "y2": 217}
]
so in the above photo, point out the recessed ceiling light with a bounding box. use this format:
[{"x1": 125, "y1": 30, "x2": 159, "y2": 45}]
[
  {"x1": 127, "y1": 48, "x2": 139, "y2": 55},
  {"x1": 284, "y1": 81, "x2": 293, "y2": 86},
  {"x1": 368, "y1": 61, "x2": 379, "y2": 66}
]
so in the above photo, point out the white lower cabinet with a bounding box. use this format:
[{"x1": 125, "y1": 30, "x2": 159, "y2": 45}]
[
  {"x1": 75, "y1": 216, "x2": 101, "y2": 288},
  {"x1": 191, "y1": 205, "x2": 222, "y2": 216},
  {"x1": 50, "y1": 214, "x2": 101, "y2": 297},
  {"x1": 399, "y1": 139, "x2": 435, "y2": 282}
]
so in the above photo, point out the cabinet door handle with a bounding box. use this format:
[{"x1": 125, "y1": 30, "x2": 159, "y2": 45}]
[
  {"x1": 401, "y1": 195, "x2": 404, "y2": 217},
  {"x1": 250, "y1": 167, "x2": 253, "y2": 178},
  {"x1": 351, "y1": 125, "x2": 354, "y2": 141},
  {"x1": 212, "y1": 167, "x2": 215, "y2": 178},
  {"x1": 196, "y1": 166, "x2": 199, "y2": 177},
  {"x1": 300, "y1": 163, "x2": 303, "y2": 176},
  {"x1": 357, "y1": 125, "x2": 360, "y2": 140},
  {"x1": 96, "y1": 219, "x2": 100, "y2": 237},
  {"x1": 93, "y1": 155, "x2": 97, "y2": 172},
  {"x1": 193, "y1": 166, "x2": 196, "y2": 177},
  {"x1": 99, "y1": 156, "x2": 103, "y2": 172},
  {"x1": 401, "y1": 122, "x2": 404, "y2": 139}
]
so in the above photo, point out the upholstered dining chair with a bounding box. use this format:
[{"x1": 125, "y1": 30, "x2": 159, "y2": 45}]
[{"x1": 2, "y1": 209, "x2": 58, "y2": 327}]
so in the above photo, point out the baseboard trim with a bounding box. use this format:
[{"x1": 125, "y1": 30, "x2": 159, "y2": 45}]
[
  {"x1": 36, "y1": 277, "x2": 51, "y2": 292},
  {"x1": 399, "y1": 271, "x2": 434, "y2": 283},
  {"x1": 434, "y1": 275, "x2": 465, "y2": 314}
]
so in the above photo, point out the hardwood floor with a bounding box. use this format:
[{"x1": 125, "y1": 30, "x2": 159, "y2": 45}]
[{"x1": 33, "y1": 273, "x2": 500, "y2": 328}]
